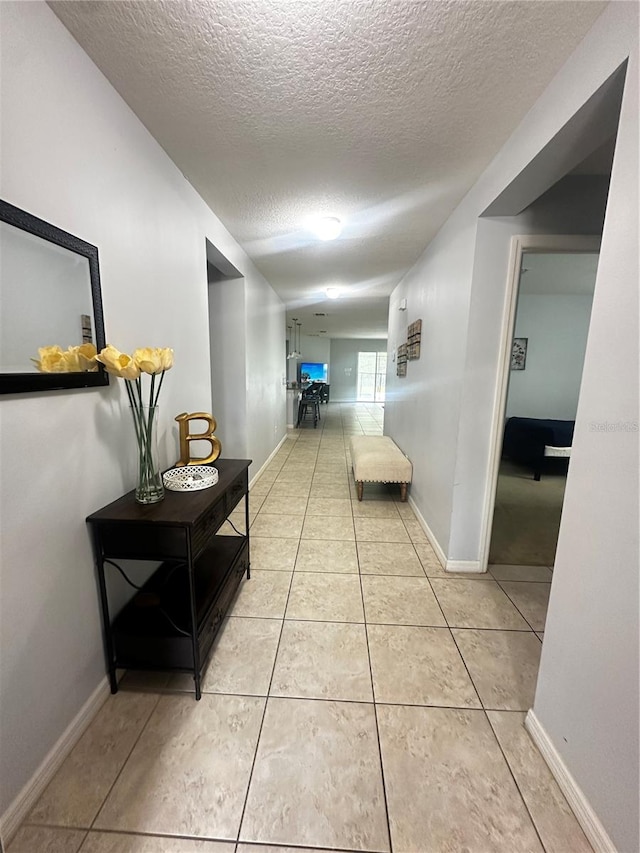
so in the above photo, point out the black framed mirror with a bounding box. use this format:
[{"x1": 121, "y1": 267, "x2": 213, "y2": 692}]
[{"x1": 0, "y1": 199, "x2": 108, "y2": 394}]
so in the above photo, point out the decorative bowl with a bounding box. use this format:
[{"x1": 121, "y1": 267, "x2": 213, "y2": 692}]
[{"x1": 163, "y1": 465, "x2": 219, "y2": 492}]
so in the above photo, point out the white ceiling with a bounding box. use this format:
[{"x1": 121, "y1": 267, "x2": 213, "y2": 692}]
[
  {"x1": 50, "y1": 0, "x2": 606, "y2": 338},
  {"x1": 520, "y1": 252, "x2": 600, "y2": 296}
]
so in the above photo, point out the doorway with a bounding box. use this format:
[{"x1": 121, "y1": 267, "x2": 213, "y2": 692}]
[
  {"x1": 205, "y1": 239, "x2": 247, "y2": 458},
  {"x1": 357, "y1": 351, "x2": 387, "y2": 402},
  {"x1": 484, "y1": 237, "x2": 600, "y2": 569}
]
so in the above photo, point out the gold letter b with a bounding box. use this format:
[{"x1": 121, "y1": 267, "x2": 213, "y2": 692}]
[{"x1": 174, "y1": 412, "x2": 222, "y2": 467}]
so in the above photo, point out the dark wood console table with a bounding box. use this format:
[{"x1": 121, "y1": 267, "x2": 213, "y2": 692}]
[{"x1": 87, "y1": 458, "x2": 251, "y2": 699}]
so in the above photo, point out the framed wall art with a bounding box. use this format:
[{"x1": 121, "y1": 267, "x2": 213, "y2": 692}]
[
  {"x1": 396, "y1": 343, "x2": 408, "y2": 377},
  {"x1": 511, "y1": 337, "x2": 528, "y2": 371},
  {"x1": 407, "y1": 319, "x2": 422, "y2": 360}
]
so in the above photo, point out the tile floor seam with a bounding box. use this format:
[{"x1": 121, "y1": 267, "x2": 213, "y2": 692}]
[
  {"x1": 423, "y1": 571, "x2": 451, "y2": 626},
  {"x1": 233, "y1": 478, "x2": 304, "y2": 845},
  {"x1": 9, "y1": 825, "x2": 90, "y2": 853},
  {"x1": 447, "y1": 625, "x2": 486, "y2": 710},
  {"x1": 451, "y1": 625, "x2": 545, "y2": 634},
  {"x1": 484, "y1": 710, "x2": 549, "y2": 853},
  {"x1": 21, "y1": 819, "x2": 93, "y2": 832},
  {"x1": 85, "y1": 692, "x2": 162, "y2": 833},
  {"x1": 497, "y1": 581, "x2": 547, "y2": 632},
  {"x1": 356, "y1": 527, "x2": 395, "y2": 853},
  {"x1": 81, "y1": 825, "x2": 245, "y2": 847}
]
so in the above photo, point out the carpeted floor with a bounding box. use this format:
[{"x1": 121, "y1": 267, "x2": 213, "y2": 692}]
[{"x1": 489, "y1": 459, "x2": 567, "y2": 567}]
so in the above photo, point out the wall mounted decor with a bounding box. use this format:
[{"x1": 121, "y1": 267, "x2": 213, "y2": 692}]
[
  {"x1": 397, "y1": 343, "x2": 408, "y2": 377},
  {"x1": 511, "y1": 337, "x2": 528, "y2": 370},
  {"x1": 407, "y1": 319, "x2": 422, "y2": 360},
  {"x1": 0, "y1": 199, "x2": 108, "y2": 394}
]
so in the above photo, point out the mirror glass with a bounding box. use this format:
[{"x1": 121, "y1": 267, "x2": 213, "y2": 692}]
[{"x1": 0, "y1": 200, "x2": 108, "y2": 394}]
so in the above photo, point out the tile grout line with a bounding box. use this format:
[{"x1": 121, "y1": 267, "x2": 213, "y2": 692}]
[
  {"x1": 419, "y1": 554, "x2": 487, "y2": 713},
  {"x1": 356, "y1": 509, "x2": 395, "y2": 853},
  {"x1": 233, "y1": 422, "x2": 318, "y2": 847},
  {"x1": 391, "y1": 460, "x2": 549, "y2": 848},
  {"x1": 483, "y1": 710, "x2": 550, "y2": 853},
  {"x1": 85, "y1": 692, "x2": 162, "y2": 835},
  {"x1": 497, "y1": 580, "x2": 547, "y2": 634}
]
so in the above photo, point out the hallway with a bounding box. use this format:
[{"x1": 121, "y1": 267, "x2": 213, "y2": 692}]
[{"x1": 11, "y1": 404, "x2": 590, "y2": 853}]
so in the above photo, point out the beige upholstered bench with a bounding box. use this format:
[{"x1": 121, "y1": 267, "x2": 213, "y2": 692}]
[{"x1": 349, "y1": 436, "x2": 413, "y2": 501}]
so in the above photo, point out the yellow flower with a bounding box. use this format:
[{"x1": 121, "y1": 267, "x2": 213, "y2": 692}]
[
  {"x1": 32, "y1": 344, "x2": 99, "y2": 372},
  {"x1": 132, "y1": 347, "x2": 174, "y2": 374},
  {"x1": 95, "y1": 345, "x2": 141, "y2": 379},
  {"x1": 61, "y1": 347, "x2": 82, "y2": 372},
  {"x1": 132, "y1": 347, "x2": 163, "y2": 375},
  {"x1": 77, "y1": 343, "x2": 98, "y2": 372},
  {"x1": 158, "y1": 347, "x2": 174, "y2": 371},
  {"x1": 32, "y1": 345, "x2": 66, "y2": 373}
]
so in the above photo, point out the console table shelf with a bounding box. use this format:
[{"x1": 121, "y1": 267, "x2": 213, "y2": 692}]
[{"x1": 87, "y1": 458, "x2": 251, "y2": 699}]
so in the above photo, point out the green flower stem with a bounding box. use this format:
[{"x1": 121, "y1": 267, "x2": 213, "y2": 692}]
[
  {"x1": 126, "y1": 370, "x2": 165, "y2": 503},
  {"x1": 153, "y1": 370, "x2": 165, "y2": 407}
]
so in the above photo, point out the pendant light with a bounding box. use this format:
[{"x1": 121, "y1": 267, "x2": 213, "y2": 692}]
[{"x1": 287, "y1": 319, "x2": 302, "y2": 359}]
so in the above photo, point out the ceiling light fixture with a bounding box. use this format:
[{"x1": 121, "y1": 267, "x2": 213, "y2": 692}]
[
  {"x1": 311, "y1": 216, "x2": 342, "y2": 241},
  {"x1": 325, "y1": 286, "x2": 341, "y2": 299}
]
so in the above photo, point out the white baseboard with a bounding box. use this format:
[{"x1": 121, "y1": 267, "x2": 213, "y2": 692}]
[
  {"x1": 0, "y1": 677, "x2": 111, "y2": 845},
  {"x1": 525, "y1": 710, "x2": 617, "y2": 853},
  {"x1": 407, "y1": 496, "x2": 446, "y2": 568},
  {"x1": 249, "y1": 434, "x2": 288, "y2": 489},
  {"x1": 407, "y1": 497, "x2": 485, "y2": 574},
  {"x1": 445, "y1": 559, "x2": 483, "y2": 573}
]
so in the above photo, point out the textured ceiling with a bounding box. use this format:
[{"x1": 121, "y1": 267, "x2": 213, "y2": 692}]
[{"x1": 50, "y1": 0, "x2": 606, "y2": 338}]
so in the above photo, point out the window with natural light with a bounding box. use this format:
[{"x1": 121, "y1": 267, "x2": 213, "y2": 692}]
[{"x1": 357, "y1": 351, "x2": 387, "y2": 402}]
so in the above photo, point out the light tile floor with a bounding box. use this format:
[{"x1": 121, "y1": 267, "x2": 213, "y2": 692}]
[{"x1": 10, "y1": 404, "x2": 592, "y2": 853}]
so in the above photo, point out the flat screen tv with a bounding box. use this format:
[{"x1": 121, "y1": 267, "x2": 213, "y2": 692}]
[{"x1": 299, "y1": 362, "x2": 328, "y2": 384}]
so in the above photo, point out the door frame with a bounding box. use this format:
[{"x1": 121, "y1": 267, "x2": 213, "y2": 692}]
[{"x1": 478, "y1": 233, "x2": 602, "y2": 571}]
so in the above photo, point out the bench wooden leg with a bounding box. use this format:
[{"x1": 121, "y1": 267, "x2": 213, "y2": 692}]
[
  {"x1": 357, "y1": 481, "x2": 364, "y2": 501},
  {"x1": 400, "y1": 483, "x2": 407, "y2": 502}
]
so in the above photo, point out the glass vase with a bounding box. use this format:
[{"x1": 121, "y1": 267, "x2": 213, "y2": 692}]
[{"x1": 130, "y1": 404, "x2": 164, "y2": 504}]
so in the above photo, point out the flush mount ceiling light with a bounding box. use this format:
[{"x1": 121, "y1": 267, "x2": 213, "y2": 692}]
[
  {"x1": 325, "y1": 286, "x2": 341, "y2": 299},
  {"x1": 310, "y1": 216, "x2": 342, "y2": 241}
]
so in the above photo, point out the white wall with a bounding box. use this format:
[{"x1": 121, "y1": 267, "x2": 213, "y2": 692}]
[
  {"x1": 0, "y1": 225, "x2": 94, "y2": 371},
  {"x1": 386, "y1": 4, "x2": 638, "y2": 848},
  {"x1": 286, "y1": 335, "x2": 330, "y2": 386},
  {"x1": 299, "y1": 335, "x2": 331, "y2": 366},
  {"x1": 244, "y1": 272, "x2": 287, "y2": 465},
  {"x1": 506, "y1": 293, "x2": 594, "y2": 420},
  {"x1": 0, "y1": 0, "x2": 285, "y2": 822},
  {"x1": 208, "y1": 276, "x2": 248, "y2": 458},
  {"x1": 533, "y1": 26, "x2": 638, "y2": 853},
  {"x1": 329, "y1": 338, "x2": 387, "y2": 402}
]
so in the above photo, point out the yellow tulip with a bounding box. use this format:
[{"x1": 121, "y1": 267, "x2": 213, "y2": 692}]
[
  {"x1": 117, "y1": 354, "x2": 142, "y2": 380},
  {"x1": 77, "y1": 343, "x2": 98, "y2": 372},
  {"x1": 158, "y1": 347, "x2": 174, "y2": 371},
  {"x1": 95, "y1": 345, "x2": 141, "y2": 379},
  {"x1": 32, "y1": 345, "x2": 66, "y2": 373},
  {"x1": 133, "y1": 347, "x2": 164, "y2": 375},
  {"x1": 62, "y1": 347, "x2": 82, "y2": 372}
]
